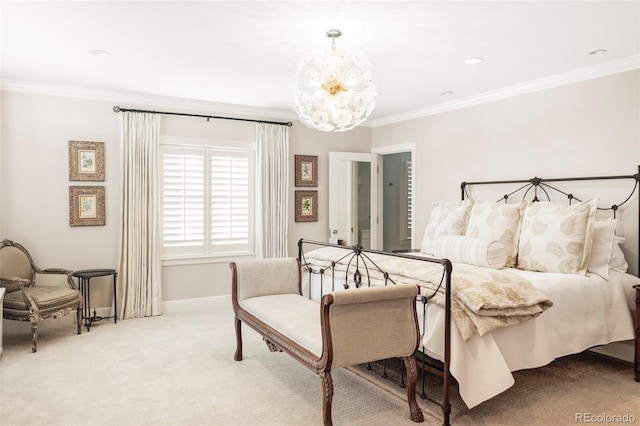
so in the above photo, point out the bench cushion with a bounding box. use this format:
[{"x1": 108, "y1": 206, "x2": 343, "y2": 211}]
[{"x1": 240, "y1": 294, "x2": 322, "y2": 357}]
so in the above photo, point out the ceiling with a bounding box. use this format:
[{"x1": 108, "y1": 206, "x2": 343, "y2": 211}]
[{"x1": 1, "y1": 1, "x2": 639, "y2": 124}]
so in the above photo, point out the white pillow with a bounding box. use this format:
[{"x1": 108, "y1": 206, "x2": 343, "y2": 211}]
[
  {"x1": 421, "y1": 200, "x2": 473, "y2": 255},
  {"x1": 464, "y1": 200, "x2": 527, "y2": 268},
  {"x1": 587, "y1": 219, "x2": 616, "y2": 280},
  {"x1": 609, "y1": 235, "x2": 629, "y2": 273},
  {"x1": 432, "y1": 235, "x2": 507, "y2": 269},
  {"x1": 580, "y1": 199, "x2": 599, "y2": 272},
  {"x1": 517, "y1": 199, "x2": 596, "y2": 274}
]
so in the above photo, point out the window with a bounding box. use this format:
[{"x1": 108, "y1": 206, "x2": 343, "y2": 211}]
[{"x1": 160, "y1": 142, "x2": 255, "y2": 259}]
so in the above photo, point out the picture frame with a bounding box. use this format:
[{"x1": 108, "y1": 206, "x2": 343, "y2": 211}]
[
  {"x1": 295, "y1": 190, "x2": 318, "y2": 222},
  {"x1": 69, "y1": 186, "x2": 105, "y2": 226},
  {"x1": 295, "y1": 155, "x2": 318, "y2": 187},
  {"x1": 69, "y1": 141, "x2": 105, "y2": 181}
]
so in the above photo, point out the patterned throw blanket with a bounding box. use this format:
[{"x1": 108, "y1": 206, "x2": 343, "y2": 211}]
[{"x1": 302, "y1": 247, "x2": 553, "y2": 342}]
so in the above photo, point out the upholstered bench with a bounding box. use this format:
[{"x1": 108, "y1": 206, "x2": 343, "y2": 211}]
[{"x1": 231, "y1": 257, "x2": 424, "y2": 426}]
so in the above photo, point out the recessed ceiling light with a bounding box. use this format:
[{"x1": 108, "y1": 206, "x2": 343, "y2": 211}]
[
  {"x1": 88, "y1": 49, "x2": 110, "y2": 57},
  {"x1": 588, "y1": 49, "x2": 607, "y2": 55},
  {"x1": 441, "y1": 90, "x2": 454, "y2": 95},
  {"x1": 464, "y1": 57, "x2": 484, "y2": 65}
]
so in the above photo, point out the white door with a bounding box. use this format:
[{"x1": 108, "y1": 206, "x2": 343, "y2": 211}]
[{"x1": 328, "y1": 152, "x2": 379, "y2": 249}]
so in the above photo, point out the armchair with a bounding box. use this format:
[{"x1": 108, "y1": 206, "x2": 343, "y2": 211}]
[{"x1": 0, "y1": 239, "x2": 82, "y2": 352}]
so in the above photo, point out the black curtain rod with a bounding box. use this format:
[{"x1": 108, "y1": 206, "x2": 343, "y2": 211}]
[{"x1": 113, "y1": 106, "x2": 293, "y2": 127}]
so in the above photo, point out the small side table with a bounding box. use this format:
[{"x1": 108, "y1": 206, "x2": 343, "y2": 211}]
[
  {"x1": 634, "y1": 284, "x2": 639, "y2": 382},
  {"x1": 73, "y1": 269, "x2": 117, "y2": 332}
]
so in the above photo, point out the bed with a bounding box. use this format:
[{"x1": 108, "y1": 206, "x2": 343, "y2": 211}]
[{"x1": 298, "y1": 168, "x2": 640, "y2": 426}]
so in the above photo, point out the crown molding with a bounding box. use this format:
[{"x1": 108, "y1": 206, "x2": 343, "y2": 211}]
[
  {"x1": 3, "y1": 54, "x2": 638, "y2": 128},
  {"x1": 370, "y1": 55, "x2": 640, "y2": 128},
  {"x1": 0, "y1": 79, "x2": 299, "y2": 122}
]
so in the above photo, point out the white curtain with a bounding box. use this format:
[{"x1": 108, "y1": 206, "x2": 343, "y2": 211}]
[
  {"x1": 118, "y1": 112, "x2": 162, "y2": 319},
  {"x1": 256, "y1": 123, "x2": 289, "y2": 258}
]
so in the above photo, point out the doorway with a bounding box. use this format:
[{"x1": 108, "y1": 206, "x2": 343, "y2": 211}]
[
  {"x1": 372, "y1": 143, "x2": 416, "y2": 252},
  {"x1": 328, "y1": 152, "x2": 378, "y2": 248},
  {"x1": 382, "y1": 152, "x2": 412, "y2": 252}
]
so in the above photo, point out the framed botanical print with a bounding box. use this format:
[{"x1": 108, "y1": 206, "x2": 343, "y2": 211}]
[
  {"x1": 295, "y1": 155, "x2": 318, "y2": 187},
  {"x1": 295, "y1": 190, "x2": 318, "y2": 222},
  {"x1": 69, "y1": 141, "x2": 105, "y2": 181},
  {"x1": 69, "y1": 186, "x2": 105, "y2": 226}
]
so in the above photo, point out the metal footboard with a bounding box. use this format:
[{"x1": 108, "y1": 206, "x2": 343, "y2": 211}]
[{"x1": 297, "y1": 238, "x2": 453, "y2": 426}]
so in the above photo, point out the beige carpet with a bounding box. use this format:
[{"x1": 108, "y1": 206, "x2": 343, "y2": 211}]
[
  {"x1": 352, "y1": 352, "x2": 639, "y2": 425},
  {"x1": 0, "y1": 296, "x2": 638, "y2": 425}
]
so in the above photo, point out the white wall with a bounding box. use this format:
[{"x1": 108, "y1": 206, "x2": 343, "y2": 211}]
[
  {"x1": 372, "y1": 69, "x2": 640, "y2": 273},
  {"x1": 0, "y1": 91, "x2": 371, "y2": 307}
]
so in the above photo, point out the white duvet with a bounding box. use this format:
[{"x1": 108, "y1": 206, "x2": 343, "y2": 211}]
[
  {"x1": 303, "y1": 259, "x2": 636, "y2": 409},
  {"x1": 421, "y1": 268, "x2": 635, "y2": 408}
]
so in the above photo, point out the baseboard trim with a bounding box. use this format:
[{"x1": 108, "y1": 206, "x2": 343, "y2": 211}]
[
  {"x1": 93, "y1": 295, "x2": 231, "y2": 316},
  {"x1": 162, "y1": 295, "x2": 230, "y2": 314}
]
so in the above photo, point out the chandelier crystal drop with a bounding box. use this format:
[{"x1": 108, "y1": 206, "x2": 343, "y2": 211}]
[{"x1": 293, "y1": 29, "x2": 378, "y2": 132}]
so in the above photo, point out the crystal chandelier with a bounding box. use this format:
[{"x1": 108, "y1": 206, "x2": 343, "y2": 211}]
[{"x1": 293, "y1": 29, "x2": 378, "y2": 132}]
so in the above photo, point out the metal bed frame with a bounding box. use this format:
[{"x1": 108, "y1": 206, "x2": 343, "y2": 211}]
[{"x1": 298, "y1": 166, "x2": 640, "y2": 426}]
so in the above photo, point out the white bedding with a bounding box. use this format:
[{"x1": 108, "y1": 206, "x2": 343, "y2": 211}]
[
  {"x1": 422, "y1": 268, "x2": 635, "y2": 408},
  {"x1": 302, "y1": 255, "x2": 636, "y2": 409}
]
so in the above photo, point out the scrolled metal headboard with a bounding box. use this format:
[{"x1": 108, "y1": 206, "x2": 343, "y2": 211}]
[{"x1": 460, "y1": 166, "x2": 640, "y2": 275}]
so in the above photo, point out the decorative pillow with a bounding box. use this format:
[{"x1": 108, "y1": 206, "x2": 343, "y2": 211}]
[
  {"x1": 609, "y1": 236, "x2": 628, "y2": 273},
  {"x1": 421, "y1": 200, "x2": 473, "y2": 255},
  {"x1": 517, "y1": 199, "x2": 596, "y2": 274},
  {"x1": 587, "y1": 219, "x2": 616, "y2": 280},
  {"x1": 432, "y1": 235, "x2": 507, "y2": 269},
  {"x1": 464, "y1": 200, "x2": 527, "y2": 268}
]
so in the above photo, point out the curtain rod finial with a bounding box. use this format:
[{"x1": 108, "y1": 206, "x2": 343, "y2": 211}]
[{"x1": 113, "y1": 106, "x2": 121, "y2": 113}]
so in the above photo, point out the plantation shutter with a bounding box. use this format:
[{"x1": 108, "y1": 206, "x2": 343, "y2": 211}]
[
  {"x1": 210, "y1": 150, "x2": 251, "y2": 251},
  {"x1": 161, "y1": 147, "x2": 206, "y2": 254},
  {"x1": 161, "y1": 143, "x2": 255, "y2": 258},
  {"x1": 407, "y1": 160, "x2": 413, "y2": 234}
]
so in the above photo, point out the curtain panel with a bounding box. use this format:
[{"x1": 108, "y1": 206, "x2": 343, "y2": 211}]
[
  {"x1": 118, "y1": 112, "x2": 162, "y2": 319},
  {"x1": 257, "y1": 123, "x2": 289, "y2": 258}
]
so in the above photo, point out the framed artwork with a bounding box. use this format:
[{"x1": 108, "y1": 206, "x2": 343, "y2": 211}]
[
  {"x1": 295, "y1": 190, "x2": 318, "y2": 222},
  {"x1": 295, "y1": 155, "x2": 318, "y2": 187},
  {"x1": 69, "y1": 141, "x2": 105, "y2": 181},
  {"x1": 69, "y1": 186, "x2": 105, "y2": 226}
]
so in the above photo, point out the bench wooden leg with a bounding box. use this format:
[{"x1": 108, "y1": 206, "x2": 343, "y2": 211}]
[
  {"x1": 403, "y1": 356, "x2": 424, "y2": 423},
  {"x1": 321, "y1": 370, "x2": 334, "y2": 426},
  {"x1": 234, "y1": 316, "x2": 243, "y2": 361}
]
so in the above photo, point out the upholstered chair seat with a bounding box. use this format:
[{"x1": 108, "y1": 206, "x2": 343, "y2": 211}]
[{"x1": 3, "y1": 286, "x2": 82, "y2": 317}]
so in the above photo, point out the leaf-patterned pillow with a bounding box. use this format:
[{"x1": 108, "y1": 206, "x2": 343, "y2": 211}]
[
  {"x1": 517, "y1": 199, "x2": 596, "y2": 274},
  {"x1": 421, "y1": 200, "x2": 473, "y2": 255},
  {"x1": 465, "y1": 200, "x2": 527, "y2": 268}
]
